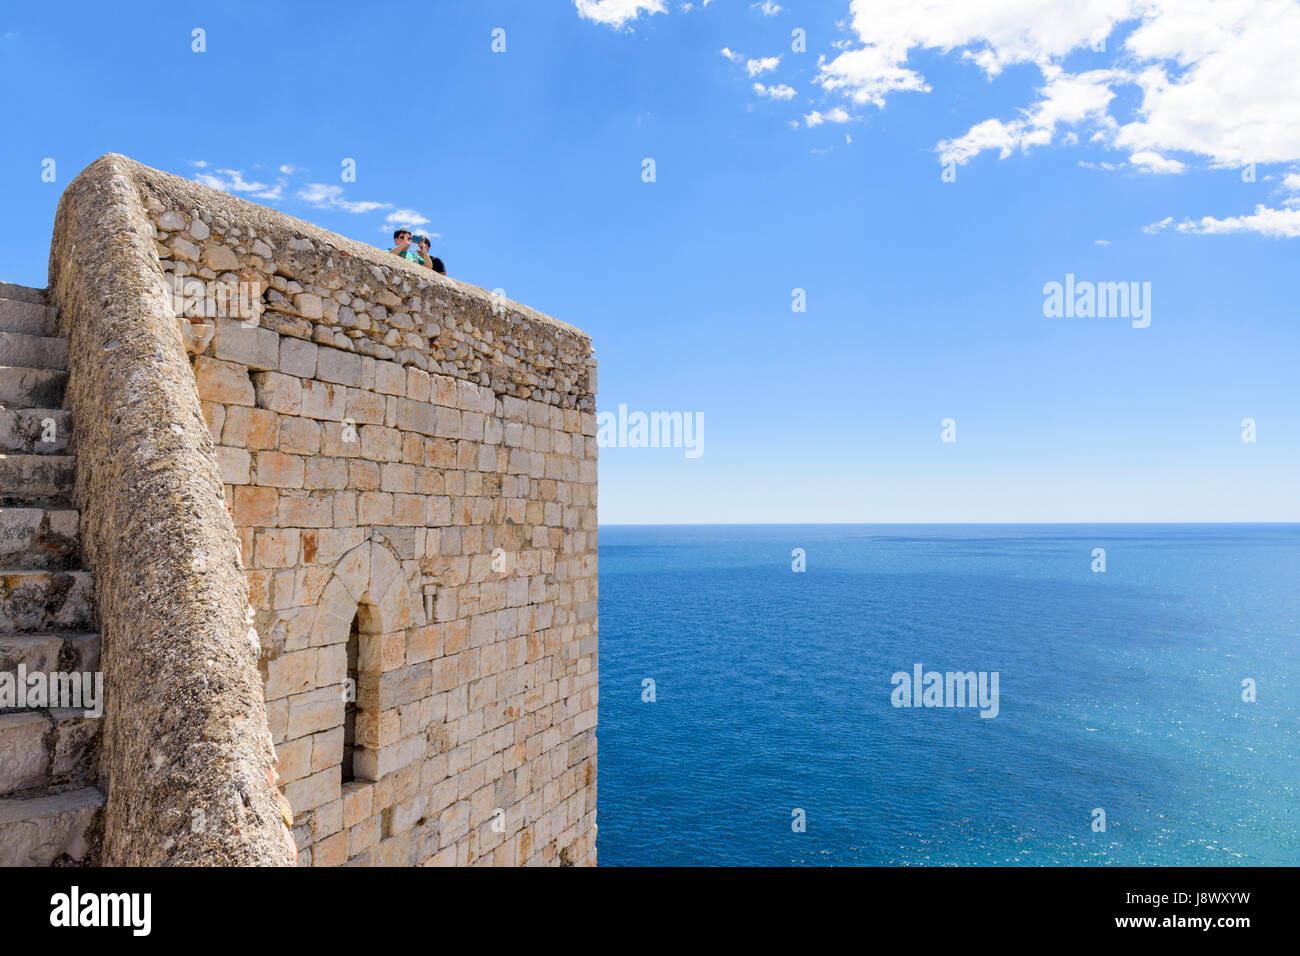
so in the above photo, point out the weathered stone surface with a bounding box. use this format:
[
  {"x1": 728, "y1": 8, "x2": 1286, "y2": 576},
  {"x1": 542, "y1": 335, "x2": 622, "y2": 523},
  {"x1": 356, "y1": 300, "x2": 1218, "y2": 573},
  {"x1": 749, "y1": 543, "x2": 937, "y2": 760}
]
[
  {"x1": 213, "y1": 320, "x2": 279, "y2": 371},
  {"x1": 0, "y1": 570, "x2": 94, "y2": 631},
  {"x1": 0, "y1": 367, "x2": 66, "y2": 409},
  {"x1": 47, "y1": 153, "x2": 297, "y2": 866},
  {"x1": 49, "y1": 710, "x2": 100, "y2": 788},
  {"x1": 0, "y1": 507, "x2": 79, "y2": 569},
  {"x1": 0, "y1": 786, "x2": 103, "y2": 865},
  {"x1": 0, "y1": 331, "x2": 67, "y2": 370},
  {"x1": 0, "y1": 712, "x2": 51, "y2": 794},
  {"x1": 0, "y1": 296, "x2": 59, "y2": 336},
  {"x1": 0, "y1": 454, "x2": 75, "y2": 506},
  {"x1": 178, "y1": 319, "x2": 215, "y2": 355},
  {"x1": 205, "y1": 243, "x2": 239, "y2": 272},
  {"x1": 195, "y1": 356, "x2": 256, "y2": 406}
]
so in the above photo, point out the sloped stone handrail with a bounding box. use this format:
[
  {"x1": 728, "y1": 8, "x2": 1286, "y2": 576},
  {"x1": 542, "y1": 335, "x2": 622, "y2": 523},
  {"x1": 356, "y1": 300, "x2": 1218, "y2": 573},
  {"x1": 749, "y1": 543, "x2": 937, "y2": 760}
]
[{"x1": 48, "y1": 154, "x2": 296, "y2": 865}]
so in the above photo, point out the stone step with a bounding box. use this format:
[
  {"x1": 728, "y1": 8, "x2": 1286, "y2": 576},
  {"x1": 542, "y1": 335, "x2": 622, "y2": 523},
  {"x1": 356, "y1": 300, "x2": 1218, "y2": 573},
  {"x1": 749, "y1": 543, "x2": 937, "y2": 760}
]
[
  {"x1": 0, "y1": 710, "x2": 101, "y2": 795},
  {"x1": 0, "y1": 785, "x2": 103, "y2": 865},
  {"x1": 0, "y1": 454, "x2": 75, "y2": 507},
  {"x1": 0, "y1": 298, "x2": 58, "y2": 337},
  {"x1": 0, "y1": 409, "x2": 72, "y2": 455},
  {"x1": 0, "y1": 332, "x2": 66, "y2": 372},
  {"x1": 0, "y1": 570, "x2": 94, "y2": 633},
  {"x1": 0, "y1": 367, "x2": 67, "y2": 410},
  {"x1": 0, "y1": 631, "x2": 99, "y2": 675},
  {"x1": 0, "y1": 509, "x2": 80, "y2": 569},
  {"x1": 46, "y1": 709, "x2": 101, "y2": 790},
  {"x1": 0, "y1": 712, "x2": 52, "y2": 794},
  {"x1": 0, "y1": 284, "x2": 46, "y2": 306}
]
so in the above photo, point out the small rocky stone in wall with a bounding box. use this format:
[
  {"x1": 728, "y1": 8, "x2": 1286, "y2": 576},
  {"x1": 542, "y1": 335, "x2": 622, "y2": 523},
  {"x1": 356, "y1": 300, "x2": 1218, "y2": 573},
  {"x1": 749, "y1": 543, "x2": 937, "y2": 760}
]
[
  {"x1": 170, "y1": 237, "x2": 201, "y2": 262},
  {"x1": 158, "y1": 210, "x2": 186, "y2": 230}
]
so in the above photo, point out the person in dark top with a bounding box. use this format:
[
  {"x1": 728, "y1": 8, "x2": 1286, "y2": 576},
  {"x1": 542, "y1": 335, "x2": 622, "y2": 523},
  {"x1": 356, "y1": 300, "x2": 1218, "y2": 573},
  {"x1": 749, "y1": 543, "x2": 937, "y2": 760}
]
[{"x1": 413, "y1": 235, "x2": 434, "y2": 268}]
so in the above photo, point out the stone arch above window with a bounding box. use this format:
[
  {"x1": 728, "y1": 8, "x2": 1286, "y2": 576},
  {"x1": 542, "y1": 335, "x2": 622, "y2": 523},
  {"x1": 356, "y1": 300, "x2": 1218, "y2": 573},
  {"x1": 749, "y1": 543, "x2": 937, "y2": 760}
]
[
  {"x1": 315, "y1": 539, "x2": 422, "y2": 641},
  {"x1": 310, "y1": 539, "x2": 423, "y2": 784}
]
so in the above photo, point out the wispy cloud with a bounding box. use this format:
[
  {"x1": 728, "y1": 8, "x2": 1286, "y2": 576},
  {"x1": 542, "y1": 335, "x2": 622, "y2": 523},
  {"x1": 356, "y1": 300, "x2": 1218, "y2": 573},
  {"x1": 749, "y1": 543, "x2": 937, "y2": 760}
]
[
  {"x1": 936, "y1": 67, "x2": 1117, "y2": 167},
  {"x1": 1170, "y1": 206, "x2": 1300, "y2": 238},
  {"x1": 186, "y1": 160, "x2": 432, "y2": 233},
  {"x1": 382, "y1": 209, "x2": 440, "y2": 239},
  {"x1": 1129, "y1": 150, "x2": 1186, "y2": 174},
  {"x1": 805, "y1": 107, "x2": 851, "y2": 127},
  {"x1": 298, "y1": 182, "x2": 390, "y2": 214},
  {"x1": 193, "y1": 167, "x2": 285, "y2": 200},
  {"x1": 753, "y1": 82, "x2": 796, "y2": 101}
]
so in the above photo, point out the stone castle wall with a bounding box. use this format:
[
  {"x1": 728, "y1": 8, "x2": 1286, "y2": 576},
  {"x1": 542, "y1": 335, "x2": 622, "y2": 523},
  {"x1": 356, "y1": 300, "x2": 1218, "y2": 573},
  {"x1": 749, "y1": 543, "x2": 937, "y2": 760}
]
[{"x1": 49, "y1": 155, "x2": 598, "y2": 866}]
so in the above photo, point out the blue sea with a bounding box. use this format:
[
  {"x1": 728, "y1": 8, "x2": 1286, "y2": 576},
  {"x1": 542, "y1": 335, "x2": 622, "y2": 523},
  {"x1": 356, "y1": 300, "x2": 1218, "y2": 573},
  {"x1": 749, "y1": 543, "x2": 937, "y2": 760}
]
[{"x1": 596, "y1": 525, "x2": 1300, "y2": 866}]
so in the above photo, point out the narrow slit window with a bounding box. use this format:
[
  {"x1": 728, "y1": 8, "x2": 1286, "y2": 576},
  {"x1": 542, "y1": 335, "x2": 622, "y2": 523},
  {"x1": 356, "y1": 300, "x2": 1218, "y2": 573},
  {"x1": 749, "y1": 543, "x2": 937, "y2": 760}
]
[{"x1": 342, "y1": 611, "x2": 360, "y2": 783}]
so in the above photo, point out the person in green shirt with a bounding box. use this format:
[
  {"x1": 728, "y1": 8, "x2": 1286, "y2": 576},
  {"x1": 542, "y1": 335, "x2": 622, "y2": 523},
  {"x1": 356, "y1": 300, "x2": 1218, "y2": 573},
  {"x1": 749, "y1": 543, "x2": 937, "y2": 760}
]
[{"x1": 389, "y1": 229, "x2": 422, "y2": 264}]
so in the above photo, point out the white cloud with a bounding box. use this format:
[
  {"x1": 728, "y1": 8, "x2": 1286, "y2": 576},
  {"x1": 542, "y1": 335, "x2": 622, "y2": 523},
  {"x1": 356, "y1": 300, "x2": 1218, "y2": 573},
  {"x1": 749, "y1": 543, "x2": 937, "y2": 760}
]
[
  {"x1": 1173, "y1": 205, "x2": 1300, "y2": 238},
  {"x1": 806, "y1": 107, "x2": 852, "y2": 127},
  {"x1": 816, "y1": 0, "x2": 1300, "y2": 172},
  {"x1": 205, "y1": 168, "x2": 270, "y2": 193},
  {"x1": 746, "y1": 55, "x2": 780, "y2": 77},
  {"x1": 817, "y1": 0, "x2": 1128, "y2": 107},
  {"x1": 1128, "y1": 149, "x2": 1186, "y2": 173},
  {"x1": 1113, "y1": 1, "x2": 1300, "y2": 166},
  {"x1": 798, "y1": 0, "x2": 1300, "y2": 236},
  {"x1": 1094, "y1": 239, "x2": 1110, "y2": 245},
  {"x1": 938, "y1": 67, "x2": 1117, "y2": 165},
  {"x1": 752, "y1": 1, "x2": 782, "y2": 14},
  {"x1": 573, "y1": 0, "x2": 667, "y2": 28},
  {"x1": 188, "y1": 162, "x2": 428, "y2": 230},
  {"x1": 383, "y1": 209, "x2": 434, "y2": 231},
  {"x1": 298, "y1": 183, "x2": 391, "y2": 214},
  {"x1": 754, "y1": 82, "x2": 796, "y2": 100},
  {"x1": 721, "y1": 47, "x2": 745, "y2": 63}
]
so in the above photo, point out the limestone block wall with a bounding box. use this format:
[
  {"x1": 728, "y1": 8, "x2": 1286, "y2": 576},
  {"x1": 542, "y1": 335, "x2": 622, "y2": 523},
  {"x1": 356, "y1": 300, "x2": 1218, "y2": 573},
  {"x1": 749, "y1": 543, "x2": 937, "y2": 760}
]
[{"x1": 131, "y1": 159, "x2": 599, "y2": 865}]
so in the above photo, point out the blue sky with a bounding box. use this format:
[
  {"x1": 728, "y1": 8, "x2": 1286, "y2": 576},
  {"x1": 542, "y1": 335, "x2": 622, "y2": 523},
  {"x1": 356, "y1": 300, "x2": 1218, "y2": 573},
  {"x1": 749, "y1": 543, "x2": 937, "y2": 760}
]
[{"x1": 1, "y1": 0, "x2": 1296, "y2": 522}]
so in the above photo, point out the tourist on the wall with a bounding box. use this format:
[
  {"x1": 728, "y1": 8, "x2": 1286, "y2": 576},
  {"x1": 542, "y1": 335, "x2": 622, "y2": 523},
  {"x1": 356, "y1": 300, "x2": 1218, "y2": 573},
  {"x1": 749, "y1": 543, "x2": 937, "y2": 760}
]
[
  {"x1": 389, "y1": 229, "x2": 445, "y2": 275},
  {"x1": 413, "y1": 235, "x2": 435, "y2": 268},
  {"x1": 389, "y1": 228, "x2": 422, "y2": 264}
]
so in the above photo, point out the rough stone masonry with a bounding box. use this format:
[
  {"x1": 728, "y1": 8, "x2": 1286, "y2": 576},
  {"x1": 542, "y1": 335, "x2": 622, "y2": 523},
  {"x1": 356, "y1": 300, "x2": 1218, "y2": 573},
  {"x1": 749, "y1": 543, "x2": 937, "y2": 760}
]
[{"x1": 18, "y1": 154, "x2": 598, "y2": 866}]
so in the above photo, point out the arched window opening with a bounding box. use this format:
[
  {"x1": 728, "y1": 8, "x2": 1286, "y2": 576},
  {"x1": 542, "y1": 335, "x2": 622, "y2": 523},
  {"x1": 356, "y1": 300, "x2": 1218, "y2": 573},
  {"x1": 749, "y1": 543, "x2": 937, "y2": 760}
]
[{"x1": 342, "y1": 611, "x2": 360, "y2": 783}]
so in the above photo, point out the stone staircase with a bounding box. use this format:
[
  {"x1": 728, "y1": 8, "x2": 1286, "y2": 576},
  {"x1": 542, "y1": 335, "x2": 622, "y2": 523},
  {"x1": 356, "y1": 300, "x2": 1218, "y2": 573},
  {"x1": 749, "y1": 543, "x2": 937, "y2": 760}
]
[{"x1": 0, "y1": 281, "x2": 104, "y2": 866}]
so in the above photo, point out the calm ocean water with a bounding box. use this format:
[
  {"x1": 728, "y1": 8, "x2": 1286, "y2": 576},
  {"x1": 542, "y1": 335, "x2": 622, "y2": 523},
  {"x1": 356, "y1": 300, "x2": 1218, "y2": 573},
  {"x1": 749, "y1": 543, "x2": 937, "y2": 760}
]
[{"x1": 596, "y1": 525, "x2": 1300, "y2": 866}]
